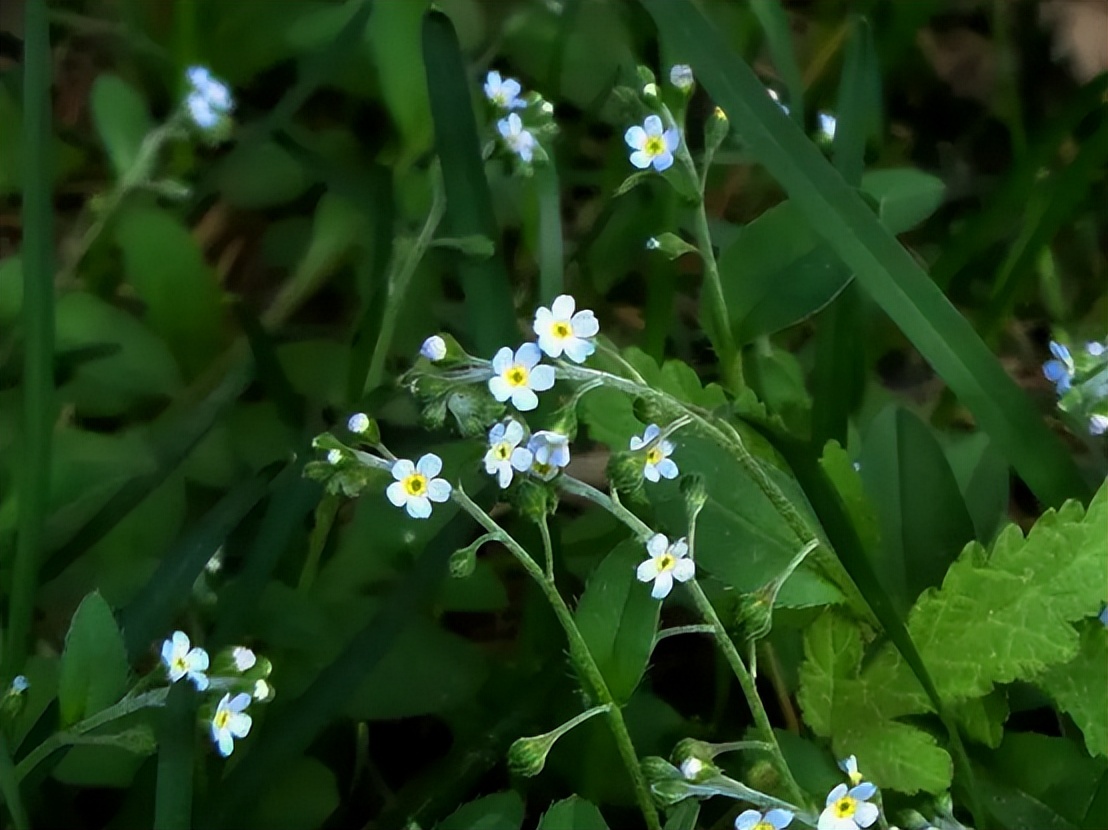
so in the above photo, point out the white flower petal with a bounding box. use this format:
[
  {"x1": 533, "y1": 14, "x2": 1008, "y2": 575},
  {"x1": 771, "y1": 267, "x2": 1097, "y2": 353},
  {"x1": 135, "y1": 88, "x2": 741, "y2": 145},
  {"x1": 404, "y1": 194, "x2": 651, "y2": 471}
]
[
  {"x1": 386, "y1": 481, "x2": 408, "y2": 507},
  {"x1": 562, "y1": 337, "x2": 594, "y2": 364},
  {"x1": 735, "y1": 811, "x2": 762, "y2": 830},
  {"x1": 817, "y1": 810, "x2": 855, "y2": 830},
  {"x1": 853, "y1": 801, "x2": 878, "y2": 828},
  {"x1": 644, "y1": 114, "x2": 664, "y2": 136},
  {"x1": 646, "y1": 533, "x2": 669, "y2": 557},
  {"x1": 570, "y1": 309, "x2": 599, "y2": 337},
  {"x1": 391, "y1": 459, "x2": 415, "y2": 480},
  {"x1": 416, "y1": 453, "x2": 443, "y2": 478},
  {"x1": 512, "y1": 387, "x2": 539, "y2": 411},
  {"x1": 656, "y1": 458, "x2": 679, "y2": 479},
  {"x1": 672, "y1": 558, "x2": 695, "y2": 582},
  {"x1": 426, "y1": 479, "x2": 452, "y2": 502},
  {"x1": 643, "y1": 424, "x2": 661, "y2": 442},
  {"x1": 629, "y1": 434, "x2": 646, "y2": 451},
  {"x1": 488, "y1": 375, "x2": 512, "y2": 402},
  {"x1": 625, "y1": 125, "x2": 646, "y2": 149},
  {"x1": 670, "y1": 538, "x2": 689, "y2": 558},
  {"x1": 825, "y1": 784, "x2": 848, "y2": 806},
  {"x1": 643, "y1": 464, "x2": 660, "y2": 483},
  {"x1": 504, "y1": 419, "x2": 524, "y2": 445},
  {"x1": 406, "y1": 496, "x2": 433, "y2": 519},
  {"x1": 492, "y1": 346, "x2": 513, "y2": 373},
  {"x1": 651, "y1": 570, "x2": 674, "y2": 599},
  {"x1": 488, "y1": 422, "x2": 507, "y2": 443},
  {"x1": 663, "y1": 126, "x2": 680, "y2": 151},
  {"x1": 229, "y1": 712, "x2": 252, "y2": 738},
  {"x1": 516, "y1": 342, "x2": 542, "y2": 368},
  {"x1": 765, "y1": 809, "x2": 794, "y2": 830},
  {"x1": 536, "y1": 332, "x2": 564, "y2": 359},
  {"x1": 173, "y1": 631, "x2": 190, "y2": 652},
  {"x1": 510, "y1": 447, "x2": 533, "y2": 471},
  {"x1": 637, "y1": 558, "x2": 660, "y2": 582},
  {"x1": 497, "y1": 463, "x2": 513, "y2": 488},
  {"x1": 652, "y1": 151, "x2": 674, "y2": 172},
  {"x1": 529, "y1": 365, "x2": 556, "y2": 391},
  {"x1": 551, "y1": 294, "x2": 576, "y2": 318},
  {"x1": 629, "y1": 150, "x2": 652, "y2": 169},
  {"x1": 190, "y1": 672, "x2": 210, "y2": 692},
  {"x1": 217, "y1": 732, "x2": 235, "y2": 757}
]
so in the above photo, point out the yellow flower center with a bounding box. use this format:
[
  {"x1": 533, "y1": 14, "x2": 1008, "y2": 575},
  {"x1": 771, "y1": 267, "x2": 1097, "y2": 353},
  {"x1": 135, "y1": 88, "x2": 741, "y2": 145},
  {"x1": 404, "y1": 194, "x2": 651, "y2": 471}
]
[
  {"x1": 834, "y1": 797, "x2": 857, "y2": 819},
  {"x1": 172, "y1": 656, "x2": 187, "y2": 673},
  {"x1": 644, "y1": 135, "x2": 666, "y2": 157},
  {"x1": 493, "y1": 442, "x2": 511, "y2": 461},
  {"x1": 534, "y1": 461, "x2": 553, "y2": 477},
  {"x1": 645, "y1": 447, "x2": 663, "y2": 466},
  {"x1": 657, "y1": 553, "x2": 675, "y2": 572},
  {"x1": 506, "y1": 365, "x2": 529, "y2": 387},
  {"x1": 403, "y1": 473, "x2": 427, "y2": 496},
  {"x1": 753, "y1": 823, "x2": 773, "y2": 830},
  {"x1": 551, "y1": 321, "x2": 572, "y2": 339},
  {"x1": 213, "y1": 710, "x2": 231, "y2": 730}
]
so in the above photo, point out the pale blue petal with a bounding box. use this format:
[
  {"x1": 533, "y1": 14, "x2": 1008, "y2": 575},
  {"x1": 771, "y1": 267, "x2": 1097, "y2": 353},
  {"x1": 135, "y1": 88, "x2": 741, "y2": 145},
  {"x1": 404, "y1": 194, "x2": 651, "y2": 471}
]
[
  {"x1": 735, "y1": 810, "x2": 762, "y2": 830},
  {"x1": 629, "y1": 150, "x2": 652, "y2": 169},
  {"x1": 644, "y1": 115, "x2": 664, "y2": 136},
  {"x1": 766, "y1": 808, "x2": 794, "y2": 829},
  {"x1": 625, "y1": 125, "x2": 646, "y2": 149},
  {"x1": 652, "y1": 151, "x2": 674, "y2": 172}
]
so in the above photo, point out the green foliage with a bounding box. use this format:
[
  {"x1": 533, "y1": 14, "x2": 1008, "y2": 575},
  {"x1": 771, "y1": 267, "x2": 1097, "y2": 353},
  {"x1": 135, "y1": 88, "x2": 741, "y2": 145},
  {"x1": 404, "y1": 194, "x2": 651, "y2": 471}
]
[
  {"x1": 538, "y1": 796, "x2": 609, "y2": 830},
  {"x1": 58, "y1": 592, "x2": 129, "y2": 726},
  {"x1": 798, "y1": 483, "x2": 1108, "y2": 793}
]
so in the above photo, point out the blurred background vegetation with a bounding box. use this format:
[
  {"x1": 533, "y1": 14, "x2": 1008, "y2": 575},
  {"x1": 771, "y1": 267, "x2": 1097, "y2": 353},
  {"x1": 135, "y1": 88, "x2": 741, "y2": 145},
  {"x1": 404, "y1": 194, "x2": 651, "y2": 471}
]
[{"x1": 0, "y1": 0, "x2": 1105, "y2": 828}]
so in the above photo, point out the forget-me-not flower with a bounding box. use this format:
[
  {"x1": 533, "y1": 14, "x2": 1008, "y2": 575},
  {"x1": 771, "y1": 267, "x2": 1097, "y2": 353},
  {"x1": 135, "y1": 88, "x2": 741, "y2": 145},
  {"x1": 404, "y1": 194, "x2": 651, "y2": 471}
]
[
  {"x1": 10, "y1": 676, "x2": 28, "y2": 695},
  {"x1": 348, "y1": 413, "x2": 370, "y2": 434},
  {"x1": 818, "y1": 782, "x2": 880, "y2": 830},
  {"x1": 184, "y1": 66, "x2": 233, "y2": 130},
  {"x1": 488, "y1": 343, "x2": 555, "y2": 411},
  {"x1": 484, "y1": 420, "x2": 534, "y2": 488},
  {"x1": 736, "y1": 809, "x2": 794, "y2": 830},
  {"x1": 498, "y1": 113, "x2": 536, "y2": 162},
  {"x1": 386, "y1": 453, "x2": 452, "y2": 519},
  {"x1": 232, "y1": 647, "x2": 256, "y2": 672},
  {"x1": 421, "y1": 335, "x2": 447, "y2": 362},
  {"x1": 636, "y1": 534, "x2": 694, "y2": 599},
  {"x1": 625, "y1": 115, "x2": 679, "y2": 172},
  {"x1": 630, "y1": 424, "x2": 678, "y2": 482},
  {"x1": 1043, "y1": 341, "x2": 1075, "y2": 395},
  {"x1": 484, "y1": 71, "x2": 525, "y2": 110},
  {"x1": 210, "y1": 692, "x2": 252, "y2": 757},
  {"x1": 533, "y1": 294, "x2": 599, "y2": 362},
  {"x1": 162, "y1": 631, "x2": 210, "y2": 691},
  {"x1": 526, "y1": 430, "x2": 570, "y2": 481}
]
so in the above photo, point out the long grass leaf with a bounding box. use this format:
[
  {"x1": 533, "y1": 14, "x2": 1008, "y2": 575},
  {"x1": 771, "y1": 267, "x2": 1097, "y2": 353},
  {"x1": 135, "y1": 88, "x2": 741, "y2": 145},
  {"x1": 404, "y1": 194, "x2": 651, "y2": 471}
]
[
  {"x1": 422, "y1": 11, "x2": 518, "y2": 356},
  {"x1": 641, "y1": 0, "x2": 1088, "y2": 509},
  {"x1": 749, "y1": 0, "x2": 804, "y2": 123},
  {"x1": 154, "y1": 684, "x2": 194, "y2": 830},
  {"x1": 535, "y1": 165, "x2": 565, "y2": 305},
  {"x1": 6, "y1": 0, "x2": 55, "y2": 678}
]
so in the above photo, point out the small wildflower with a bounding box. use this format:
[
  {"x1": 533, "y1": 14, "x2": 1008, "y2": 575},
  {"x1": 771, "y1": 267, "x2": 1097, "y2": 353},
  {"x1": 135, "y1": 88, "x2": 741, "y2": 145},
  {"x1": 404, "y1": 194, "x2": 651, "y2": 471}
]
[
  {"x1": 1043, "y1": 341, "x2": 1075, "y2": 395},
  {"x1": 184, "y1": 66, "x2": 233, "y2": 130},
  {"x1": 327, "y1": 449, "x2": 343, "y2": 465},
  {"x1": 625, "y1": 115, "x2": 679, "y2": 172},
  {"x1": 527, "y1": 430, "x2": 571, "y2": 481},
  {"x1": 348, "y1": 413, "x2": 370, "y2": 434},
  {"x1": 533, "y1": 295, "x2": 600, "y2": 363},
  {"x1": 818, "y1": 112, "x2": 837, "y2": 141},
  {"x1": 736, "y1": 809, "x2": 794, "y2": 830},
  {"x1": 818, "y1": 783, "x2": 879, "y2": 830},
  {"x1": 636, "y1": 534, "x2": 694, "y2": 600},
  {"x1": 211, "y1": 692, "x2": 252, "y2": 757},
  {"x1": 161, "y1": 631, "x2": 210, "y2": 691},
  {"x1": 231, "y1": 647, "x2": 257, "y2": 672},
  {"x1": 10, "y1": 676, "x2": 28, "y2": 694},
  {"x1": 386, "y1": 454, "x2": 452, "y2": 519},
  {"x1": 630, "y1": 424, "x2": 678, "y2": 482},
  {"x1": 669, "y1": 64, "x2": 694, "y2": 92},
  {"x1": 1087, "y1": 341, "x2": 1106, "y2": 357},
  {"x1": 420, "y1": 335, "x2": 447, "y2": 362},
  {"x1": 680, "y1": 757, "x2": 704, "y2": 780},
  {"x1": 488, "y1": 343, "x2": 556, "y2": 412},
  {"x1": 646, "y1": 237, "x2": 660, "y2": 250},
  {"x1": 839, "y1": 755, "x2": 863, "y2": 786},
  {"x1": 1090, "y1": 414, "x2": 1108, "y2": 436},
  {"x1": 484, "y1": 420, "x2": 534, "y2": 488},
  {"x1": 484, "y1": 70, "x2": 525, "y2": 110},
  {"x1": 498, "y1": 113, "x2": 536, "y2": 162}
]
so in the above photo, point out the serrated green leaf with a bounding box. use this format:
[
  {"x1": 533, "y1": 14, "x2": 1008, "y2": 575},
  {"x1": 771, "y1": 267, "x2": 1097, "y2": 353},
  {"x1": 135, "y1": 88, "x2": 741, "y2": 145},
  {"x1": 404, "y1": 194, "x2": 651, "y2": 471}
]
[
  {"x1": 575, "y1": 540, "x2": 661, "y2": 703},
  {"x1": 438, "y1": 791, "x2": 524, "y2": 830},
  {"x1": 1039, "y1": 621, "x2": 1108, "y2": 758},
  {"x1": 538, "y1": 796, "x2": 609, "y2": 830},
  {"x1": 90, "y1": 74, "x2": 152, "y2": 178},
  {"x1": 58, "y1": 592, "x2": 129, "y2": 726},
  {"x1": 818, "y1": 441, "x2": 879, "y2": 555}
]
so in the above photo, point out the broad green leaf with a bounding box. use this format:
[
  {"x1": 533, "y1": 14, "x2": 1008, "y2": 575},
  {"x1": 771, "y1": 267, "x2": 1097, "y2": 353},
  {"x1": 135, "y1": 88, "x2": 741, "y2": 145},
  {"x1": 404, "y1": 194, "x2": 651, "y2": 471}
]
[
  {"x1": 366, "y1": 0, "x2": 432, "y2": 162},
  {"x1": 860, "y1": 168, "x2": 945, "y2": 234},
  {"x1": 251, "y1": 758, "x2": 339, "y2": 830},
  {"x1": 718, "y1": 201, "x2": 850, "y2": 345},
  {"x1": 663, "y1": 801, "x2": 700, "y2": 830},
  {"x1": 818, "y1": 441, "x2": 879, "y2": 555},
  {"x1": 217, "y1": 140, "x2": 314, "y2": 209},
  {"x1": 575, "y1": 540, "x2": 661, "y2": 703},
  {"x1": 641, "y1": 0, "x2": 1087, "y2": 509},
  {"x1": 859, "y1": 405, "x2": 976, "y2": 611},
  {"x1": 438, "y1": 791, "x2": 524, "y2": 830},
  {"x1": 798, "y1": 483, "x2": 1108, "y2": 793},
  {"x1": 1038, "y1": 621, "x2": 1108, "y2": 758},
  {"x1": 943, "y1": 431, "x2": 1009, "y2": 544},
  {"x1": 114, "y1": 205, "x2": 225, "y2": 376},
  {"x1": 538, "y1": 796, "x2": 609, "y2": 830},
  {"x1": 58, "y1": 592, "x2": 129, "y2": 726},
  {"x1": 89, "y1": 74, "x2": 151, "y2": 178}
]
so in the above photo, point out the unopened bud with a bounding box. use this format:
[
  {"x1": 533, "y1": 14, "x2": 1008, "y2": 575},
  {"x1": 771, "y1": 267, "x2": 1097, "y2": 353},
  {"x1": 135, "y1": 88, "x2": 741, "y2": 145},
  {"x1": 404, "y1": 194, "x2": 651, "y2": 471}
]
[
  {"x1": 449, "y1": 543, "x2": 478, "y2": 578},
  {"x1": 607, "y1": 451, "x2": 645, "y2": 499},
  {"x1": 669, "y1": 64, "x2": 694, "y2": 93},
  {"x1": 509, "y1": 478, "x2": 557, "y2": 523},
  {"x1": 508, "y1": 732, "x2": 557, "y2": 777},
  {"x1": 420, "y1": 335, "x2": 448, "y2": 362},
  {"x1": 679, "y1": 473, "x2": 707, "y2": 512},
  {"x1": 705, "y1": 107, "x2": 729, "y2": 156},
  {"x1": 642, "y1": 82, "x2": 659, "y2": 98},
  {"x1": 745, "y1": 759, "x2": 779, "y2": 793},
  {"x1": 347, "y1": 412, "x2": 371, "y2": 435},
  {"x1": 636, "y1": 65, "x2": 657, "y2": 89}
]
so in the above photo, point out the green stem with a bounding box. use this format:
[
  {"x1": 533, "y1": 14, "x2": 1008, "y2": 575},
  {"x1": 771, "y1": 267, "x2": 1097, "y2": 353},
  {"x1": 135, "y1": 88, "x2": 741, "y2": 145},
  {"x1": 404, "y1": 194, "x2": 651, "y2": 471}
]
[
  {"x1": 17, "y1": 688, "x2": 169, "y2": 781},
  {"x1": 556, "y1": 476, "x2": 652, "y2": 540},
  {"x1": 537, "y1": 514, "x2": 555, "y2": 582},
  {"x1": 451, "y1": 488, "x2": 662, "y2": 830},
  {"x1": 0, "y1": 733, "x2": 29, "y2": 830},
  {"x1": 653, "y1": 624, "x2": 715, "y2": 647},
  {"x1": 685, "y1": 581, "x2": 807, "y2": 808},
  {"x1": 684, "y1": 773, "x2": 815, "y2": 826},
  {"x1": 363, "y1": 174, "x2": 447, "y2": 394},
  {"x1": 297, "y1": 493, "x2": 341, "y2": 591}
]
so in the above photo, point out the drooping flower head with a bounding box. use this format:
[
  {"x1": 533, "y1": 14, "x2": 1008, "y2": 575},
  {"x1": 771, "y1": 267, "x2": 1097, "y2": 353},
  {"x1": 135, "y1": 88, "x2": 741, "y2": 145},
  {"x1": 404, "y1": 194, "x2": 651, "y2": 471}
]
[
  {"x1": 736, "y1": 809, "x2": 794, "y2": 830},
  {"x1": 630, "y1": 424, "x2": 678, "y2": 482},
  {"x1": 421, "y1": 335, "x2": 447, "y2": 362},
  {"x1": 498, "y1": 113, "x2": 536, "y2": 162},
  {"x1": 636, "y1": 534, "x2": 694, "y2": 599},
  {"x1": 488, "y1": 343, "x2": 555, "y2": 412},
  {"x1": 533, "y1": 295, "x2": 599, "y2": 363},
  {"x1": 818, "y1": 782, "x2": 879, "y2": 830},
  {"x1": 161, "y1": 631, "x2": 210, "y2": 691},
  {"x1": 625, "y1": 115, "x2": 679, "y2": 172},
  {"x1": 210, "y1": 692, "x2": 252, "y2": 757},
  {"x1": 484, "y1": 420, "x2": 534, "y2": 488},
  {"x1": 184, "y1": 66, "x2": 233, "y2": 130},
  {"x1": 386, "y1": 453, "x2": 452, "y2": 519},
  {"x1": 1043, "y1": 341, "x2": 1075, "y2": 395},
  {"x1": 527, "y1": 431, "x2": 570, "y2": 481},
  {"x1": 484, "y1": 70, "x2": 525, "y2": 110}
]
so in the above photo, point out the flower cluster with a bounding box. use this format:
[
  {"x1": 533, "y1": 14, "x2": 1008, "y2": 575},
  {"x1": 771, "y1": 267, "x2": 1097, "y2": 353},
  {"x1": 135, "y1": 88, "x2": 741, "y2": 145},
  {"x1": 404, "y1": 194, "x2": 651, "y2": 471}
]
[
  {"x1": 819, "y1": 755, "x2": 880, "y2": 830},
  {"x1": 184, "y1": 66, "x2": 234, "y2": 132},
  {"x1": 483, "y1": 70, "x2": 556, "y2": 170},
  {"x1": 1042, "y1": 337, "x2": 1108, "y2": 436},
  {"x1": 160, "y1": 631, "x2": 275, "y2": 757}
]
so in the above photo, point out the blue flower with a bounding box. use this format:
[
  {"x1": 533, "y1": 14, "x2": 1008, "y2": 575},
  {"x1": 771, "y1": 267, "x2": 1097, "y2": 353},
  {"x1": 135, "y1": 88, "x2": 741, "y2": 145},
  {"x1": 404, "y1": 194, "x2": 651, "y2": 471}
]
[
  {"x1": 484, "y1": 71, "x2": 525, "y2": 110},
  {"x1": 625, "y1": 115, "x2": 679, "y2": 172},
  {"x1": 818, "y1": 112, "x2": 837, "y2": 141},
  {"x1": 526, "y1": 430, "x2": 570, "y2": 481},
  {"x1": 818, "y1": 782, "x2": 879, "y2": 830},
  {"x1": 1042, "y1": 341, "x2": 1074, "y2": 395},
  {"x1": 735, "y1": 809, "x2": 793, "y2": 830},
  {"x1": 386, "y1": 454, "x2": 452, "y2": 519},
  {"x1": 489, "y1": 343, "x2": 555, "y2": 411},
  {"x1": 1087, "y1": 341, "x2": 1106, "y2": 357},
  {"x1": 484, "y1": 420, "x2": 533, "y2": 488},
  {"x1": 630, "y1": 424, "x2": 678, "y2": 483},
  {"x1": 497, "y1": 113, "x2": 536, "y2": 162},
  {"x1": 184, "y1": 66, "x2": 233, "y2": 130}
]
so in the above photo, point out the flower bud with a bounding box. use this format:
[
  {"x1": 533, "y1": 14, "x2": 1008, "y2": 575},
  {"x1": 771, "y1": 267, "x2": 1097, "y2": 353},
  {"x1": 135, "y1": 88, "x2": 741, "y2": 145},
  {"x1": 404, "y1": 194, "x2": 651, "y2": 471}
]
[
  {"x1": 607, "y1": 451, "x2": 645, "y2": 499},
  {"x1": 252, "y1": 678, "x2": 275, "y2": 702},
  {"x1": 644, "y1": 232, "x2": 697, "y2": 261},
  {"x1": 705, "y1": 107, "x2": 729, "y2": 156},
  {"x1": 449, "y1": 543, "x2": 478, "y2": 579},
  {"x1": 509, "y1": 478, "x2": 557, "y2": 523},
  {"x1": 327, "y1": 449, "x2": 343, "y2": 465},
  {"x1": 636, "y1": 65, "x2": 657, "y2": 89},
  {"x1": 507, "y1": 732, "x2": 557, "y2": 777},
  {"x1": 640, "y1": 755, "x2": 683, "y2": 784},
  {"x1": 745, "y1": 759, "x2": 779, "y2": 793},
  {"x1": 642, "y1": 82, "x2": 659, "y2": 98},
  {"x1": 632, "y1": 395, "x2": 667, "y2": 427},
  {"x1": 734, "y1": 590, "x2": 774, "y2": 642},
  {"x1": 669, "y1": 64, "x2": 694, "y2": 93},
  {"x1": 347, "y1": 412, "x2": 370, "y2": 434},
  {"x1": 421, "y1": 335, "x2": 448, "y2": 362}
]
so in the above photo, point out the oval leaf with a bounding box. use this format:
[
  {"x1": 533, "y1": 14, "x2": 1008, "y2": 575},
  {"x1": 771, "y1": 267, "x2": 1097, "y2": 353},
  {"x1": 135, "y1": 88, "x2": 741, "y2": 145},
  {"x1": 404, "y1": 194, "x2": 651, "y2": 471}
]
[{"x1": 59, "y1": 591, "x2": 129, "y2": 726}]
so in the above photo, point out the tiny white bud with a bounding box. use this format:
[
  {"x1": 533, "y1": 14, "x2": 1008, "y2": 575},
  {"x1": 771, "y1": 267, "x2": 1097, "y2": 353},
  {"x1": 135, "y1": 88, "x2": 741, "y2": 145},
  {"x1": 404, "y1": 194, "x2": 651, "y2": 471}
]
[
  {"x1": 669, "y1": 64, "x2": 694, "y2": 92},
  {"x1": 327, "y1": 449, "x2": 343, "y2": 465},
  {"x1": 232, "y1": 647, "x2": 257, "y2": 672},
  {"x1": 642, "y1": 83, "x2": 659, "y2": 98},
  {"x1": 646, "y1": 237, "x2": 660, "y2": 250},
  {"x1": 680, "y1": 757, "x2": 704, "y2": 780},
  {"x1": 348, "y1": 412, "x2": 370, "y2": 434},
  {"x1": 420, "y1": 335, "x2": 447, "y2": 362},
  {"x1": 541, "y1": 101, "x2": 554, "y2": 115},
  {"x1": 10, "y1": 675, "x2": 29, "y2": 694},
  {"x1": 253, "y1": 679, "x2": 273, "y2": 701}
]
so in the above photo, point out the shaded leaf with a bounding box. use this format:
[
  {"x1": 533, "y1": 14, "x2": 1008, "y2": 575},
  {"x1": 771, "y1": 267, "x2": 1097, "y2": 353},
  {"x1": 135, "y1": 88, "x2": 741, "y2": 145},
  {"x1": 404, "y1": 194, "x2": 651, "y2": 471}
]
[{"x1": 58, "y1": 592, "x2": 129, "y2": 726}]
